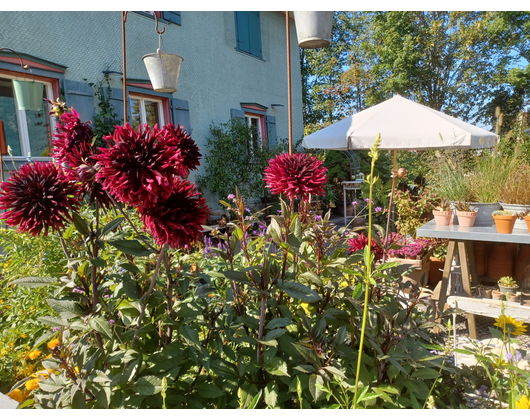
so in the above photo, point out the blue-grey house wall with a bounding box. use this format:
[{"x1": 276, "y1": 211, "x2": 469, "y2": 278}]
[{"x1": 0, "y1": 11, "x2": 303, "y2": 204}]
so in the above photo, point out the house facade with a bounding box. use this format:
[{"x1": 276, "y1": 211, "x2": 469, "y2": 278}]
[{"x1": 0, "y1": 11, "x2": 303, "y2": 204}]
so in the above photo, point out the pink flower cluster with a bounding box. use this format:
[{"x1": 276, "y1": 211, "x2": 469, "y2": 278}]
[{"x1": 387, "y1": 234, "x2": 432, "y2": 259}]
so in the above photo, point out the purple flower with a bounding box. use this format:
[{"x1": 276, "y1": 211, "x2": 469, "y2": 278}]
[
  {"x1": 227, "y1": 194, "x2": 235, "y2": 200},
  {"x1": 72, "y1": 288, "x2": 84, "y2": 294},
  {"x1": 352, "y1": 201, "x2": 358, "y2": 206},
  {"x1": 429, "y1": 350, "x2": 437, "y2": 355},
  {"x1": 52, "y1": 327, "x2": 61, "y2": 332},
  {"x1": 364, "y1": 198, "x2": 373, "y2": 204},
  {"x1": 277, "y1": 210, "x2": 282, "y2": 213},
  {"x1": 245, "y1": 207, "x2": 251, "y2": 213},
  {"x1": 109, "y1": 319, "x2": 115, "y2": 325},
  {"x1": 375, "y1": 206, "x2": 382, "y2": 212},
  {"x1": 506, "y1": 352, "x2": 513, "y2": 361},
  {"x1": 314, "y1": 215, "x2": 322, "y2": 222},
  {"x1": 479, "y1": 385, "x2": 488, "y2": 398},
  {"x1": 104, "y1": 295, "x2": 112, "y2": 299}
]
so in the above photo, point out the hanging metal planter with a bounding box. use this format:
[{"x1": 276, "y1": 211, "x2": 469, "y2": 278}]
[
  {"x1": 143, "y1": 48, "x2": 183, "y2": 94},
  {"x1": 13, "y1": 80, "x2": 44, "y2": 111},
  {"x1": 293, "y1": 11, "x2": 334, "y2": 49}
]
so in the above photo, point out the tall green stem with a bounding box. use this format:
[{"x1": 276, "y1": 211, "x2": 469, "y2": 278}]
[{"x1": 353, "y1": 134, "x2": 380, "y2": 409}]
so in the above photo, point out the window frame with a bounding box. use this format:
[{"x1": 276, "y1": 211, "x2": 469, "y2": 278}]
[
  {"x1": 129, "y1": 94, "x2": 165, "y2": 130},
  {"x1": 244, "y1": 113, "x2": 264, "y2": 148},
  {"x1": 126, "y1": 86, "x2": 171, "y2": 130},
  {"x1": 0, "y1": 71, "x2": 56, "y2": 159},
  {"x1": 235, "y1": 11, "x2": 263, "y2": 60}
]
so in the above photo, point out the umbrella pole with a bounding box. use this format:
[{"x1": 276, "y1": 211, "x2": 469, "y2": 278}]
[{"x1": 286, "y1": 12, "x2": 293, "y2": 156}]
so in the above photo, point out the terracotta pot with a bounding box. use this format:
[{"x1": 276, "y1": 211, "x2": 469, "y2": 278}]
[
  {"x1": 492, "y1": 290, "x2": 505, "y2": 300},
  {"x1": 487, "y1": 243, "x2": 513, "y2": 280},
  {"x1": 428, "y1": 257, "x2": 445, "y2": 287},
  {"x1": 433, "y1": 210, "x2": 452, "y2": 226},
  {"x1": 515, "y1": 244, "x2": 530, "y2": 281},
  {"x1": 493, "y1": 215, "x2": 517, "y2": 234},
  {"x1": 456, "y1": 210, "x2": 478, "y2": 227},
  {"x1": 474, "y1": 242, "x2": 489, "y2": 276},
  {"x1": 509, "y1": 293, "x2": 520, "y2": 303}
]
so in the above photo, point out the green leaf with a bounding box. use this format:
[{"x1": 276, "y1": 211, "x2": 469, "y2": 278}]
[
  {"x1": 308, "y1": 374, "x2": 324, "y2": 402},
  {"x1": 46, "y1": 298, "x2": 85, "y2": 318},
  {"x1": 323, "y1": 366, "x2": 346, "y2": 379},
  {"x1": 196, "y1": 383, "x2": 224, "y2": 399},
  {"x1": 265, "y1": 318, "x2": 291, "y2": 330},
  {"x1": 264, "y1": 357, "x2": 290, "y2": 377},
  {"x1": 11, "y1": 276, "x2": 58, "y2": 288},
  {"x1": 352, "y1": 282, "x2": 363, "y2": 299},
  {"x1": 108, "y1": 239, "x2": 151, "y2": 257},
  {"x1": 223, "y1": 270, "x2": 250, "y2": 284},
  {"x1": 88, "y1": 317, "x2": 113, "y2": 340},
  {"x1": 72, "y1": 212, "x2": 90, "y2": 236},
  {"x1": 132, "y1": 375, "x2": 162, "y2": 395},
  {"x1": 411, "y1": 368, "x2": 440, "y2": 380},
  {"x1": 280, "y1": 282, "x2": 321, "y2": 303},
  {"x1": 300, "y1": 272, "x2": 323, "y2": 287},
  {"x1": 181, "y1": 325, "x2": 201, "y2": 350},
  {"x1": 102, "y1": 217, "x2": 125, "y2": 236},
  {"x1": 63, "y1": 224, "x2": 75, "y2": 240},
  {"x1": 264, "y1": 329, "x2": 286, "y2": 341},
  {"x1": 247, "y1": 390, "x2": 262, "y2": 409},
  {"x1": 264, "y1": 382, "x2": 278, "y2": 408},
  {"x1": 122, "y1": 273, "x2": 140, "y2": 300},
  {"x1": 39, "y1": 316, "x2": 70, "y2": 328},
  {"x1": 120, "y1": 262, "x2": 140, "y2": 273},
  {"x1": 267, "y1": 218, "x2": 282, "y2": 244}
]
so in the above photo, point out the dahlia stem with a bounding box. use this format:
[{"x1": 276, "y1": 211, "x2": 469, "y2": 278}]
[
  {"x1": 163, "y1": 252, "x2": 175, "y2": 346},
  {"x1": 131, "y1": 246, "x2": 165, "y2": 350},
  {"x1": 381, "y1": 172, "x2": 397, "y2": 264},
  {"x1": 257, "y1": 294, "x2": 267, "y2": 364},
  {"x1": 91, "y1": 202, "x2": 100, "y2": 312}
]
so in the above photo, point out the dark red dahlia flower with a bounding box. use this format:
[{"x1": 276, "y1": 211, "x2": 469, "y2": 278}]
[
  {"x1": 160, "y1": 123, "x2": 201, "y2": 176},
  {"x1": 95, "y1": 123, "x2": 184, "y2": 207},
  {"x1": 0, "y1": 161, "x2": 80, "y2": 236},
  {"x1": 139, "y1": 178, "x2": 210, "y2": 249},
  {"x1": 347, "y1": 233, "x2": 384, "y2": 262},
  {"x1": 51, "y1": 107, "x2": 95, "y2": 179},
  {"x1": 264, "y1": 153, "x2": 327, "y2": 202}
]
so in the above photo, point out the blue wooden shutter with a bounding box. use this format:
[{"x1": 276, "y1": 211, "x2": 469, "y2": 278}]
[
  {"x1": 64, "y1": 80, "x2": 95, "y2": 126},
  {"x1": 230, "y1": 108, "x2": 245, "y2": 124},
  {"x1": 266, "y1": 115, "x2": 277, "y2": 149},
  {"x1": 248, "y1": 12, "x2": 262, "y2": 58},
  {"x1": 171, "y1": 98, "x2": 191, "y2": 133},
  {"x1": 235, "y1": 12, "x2": 251, "y2": 54},
  {"x1": 162, "y1": 11, "x2": 181, "y2": 26}
]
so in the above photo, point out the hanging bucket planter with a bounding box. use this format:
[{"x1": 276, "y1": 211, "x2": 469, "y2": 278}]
[
  {"x1": 293, "y1": 11, "x2": 334, "y2": 49},
  {"x1": 13, "y1": 80, "x2": 44, "y2": 111},
  {"x1": 143, "y1": 49, "x2": 183, "y2": 93}
]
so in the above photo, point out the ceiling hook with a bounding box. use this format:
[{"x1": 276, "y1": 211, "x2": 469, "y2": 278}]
[{"x1": 154, "y1": 13, "x2": 165, "y2": 35}]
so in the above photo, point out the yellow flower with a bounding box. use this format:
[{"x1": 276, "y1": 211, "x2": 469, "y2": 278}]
[
  {"x1": 339, "y1": 280, "x2": 349, "y2": 289},
  {"x1": 32, "y1": 369, "x2": 53, "y2": 380},
  {"x1": 7, "y1": 389, "x2": 27, "y2": 403},
  {"x1": 47, "y1": 339, "x2": 60, "y2": 350},
  {"x1": 27, "y1": 350, "x2": 41, "y2": 360},
  {"x1": 19, "y1": 333, "x2": 27, "y2": 339},
  {"x1": 25, "y1": 378, "x2": 40, "y2": 391},
  {"x1": 301, "y1": 302, "x2": 310, "y2": 314},
  {"x1": 494, "y1": 315, "x2": 527, "y2": 336},
  {"x1": 74, "y1": 366, "x2": 79, "y2": 374},
  {"x1": 516, "y1": 395, "x2": 530, "y2": 409}
]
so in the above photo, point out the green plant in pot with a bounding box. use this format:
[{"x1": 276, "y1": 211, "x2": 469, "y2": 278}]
[
  {"x1": 432, "y1": 198, "x2": 453, "y2": 226},
  {"x1": 492, "y1": 210, "x2": 517, "y2": 234},
  {"x1": 498, "y1": 275, "x2": 520, "y2": 295},
  {"x1": 455, "y1": 201, "x2": 478, "y2": 227},
  {"x1": 477, "y1": 284, "x2": 493, "y2": 299},
  {"x1": 499, "y1": 155, "x2": 530, "y2": 229}
]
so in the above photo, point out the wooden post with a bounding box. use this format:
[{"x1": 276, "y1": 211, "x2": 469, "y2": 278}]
[{"x1": 458, "y1": 241, "x2": 477, "y2": 339}]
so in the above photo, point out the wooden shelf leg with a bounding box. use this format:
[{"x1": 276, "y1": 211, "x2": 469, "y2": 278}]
[{"x1": 458, "y1": 241, "x2": 477, "y2": 339}]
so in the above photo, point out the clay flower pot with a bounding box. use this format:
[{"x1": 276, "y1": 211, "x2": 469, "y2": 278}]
[
  {"x1": 433, "y1": 210, "x2": 452, "y2": 226},
  {"x1": 456, "y1": 210, "x2": 478, "y2": 227},
  {"x1": 492, "y1": 290, "x2": 505, "y2": 300},
  {"x1": 509, "y1": 293, "x2": 520, "y2": 303},
  {"x1": 493, "y1": 214, "x2": 517, "y2": 234},
  {"x1": 428, "y1": 257, "x2": 445, "y2": 287},
  {"x1": 525, "y1": 215, "x2": 530, "y2": 233},
  {"x1": 487, "y1": 243, "x2": 513, "y2": 280},
  {"x1": 479, "y1": 288, "x2": 492, "y2": 299},
  {"x1": 515, "y1": 244, "x2": 530, "y2": 281}
]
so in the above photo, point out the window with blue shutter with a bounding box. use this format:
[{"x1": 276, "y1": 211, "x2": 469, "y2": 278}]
[
  {"x1": 161, "y1": 11, "x2": 181, "y2": 26},
  {"x1": 235, "y1": 12, "x2": 262, "y2": 59}
]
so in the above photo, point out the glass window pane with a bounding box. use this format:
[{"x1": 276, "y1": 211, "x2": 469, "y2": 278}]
[
  {"x1": 130, "y1": 98, "x2": 142, "y2": 131},
  {"x1": 144, "y1": 100, "x2": 160, "y2": 128},
  {"x1": 26, "y1": 85, "x2": 52, "y2": 157},
  {"x1": 0, "y1": 77, "x2": 23, "y2": 156}
]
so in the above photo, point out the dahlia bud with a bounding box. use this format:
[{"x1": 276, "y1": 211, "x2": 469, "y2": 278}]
[
  {"x1": 77, "y1": 164, "x2": 97, "y2": 183},
  {"x1": 397, "y1": 168, "x2": 408, "y2": 178}
]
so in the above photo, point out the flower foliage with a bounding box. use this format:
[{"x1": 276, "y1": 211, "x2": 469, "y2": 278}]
[
  {"x1": 264, "y1": 152, "x2": 327, "y2": 201},
  {"x1": 0, "y1": 161, "x2": 80, "y2": 236},
  {"x1": 139, "y1": 178, "x2": 210, "y2": 249}
]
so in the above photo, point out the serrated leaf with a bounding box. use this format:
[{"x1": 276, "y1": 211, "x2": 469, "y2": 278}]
[
  {"x1": 264, "y1": 382, "x2": 278, "y2": 407},
  {"x1": 308, "y1": 374, "x2": 324, "y2": 402},
  {"x1": 39, "y1": 316, "x2": 70, "y2": 328},
  {"x1": 46, "y1": 298, "x2": 85, "y2": 318},
  {"x1": 181, "y1": 325, "x2": 201, "y2": 350},
  {"x1": 88, "y1": 317, "x2": 113, "y2": 340},
  {"x1": 265, "y1": 318, "x2": 291, "y2": 330},
  {"x1": 264, "y1": 357, "x2": 289, "y2": 377},
  {"x1": 11, "y1": 276, "x2": 58, "y2": 288},
  {"x1": 300, "y1": 272, "x2": 323, "y2": 287},
  {"x1": 132, "y1": 375, "x2": 162, "y2": 395},
  {"x1": 222, "y1": 270, "x2": 250, "y2": 284},
  {"x1": 108, "y1": 240, "x2": 151, "y2": 257},
  {"x1": 323, "y1": 366, "x2": 346, "y2": 379},
  {"x1": 280, "y1": 282, "x2": 321, "y2": 303}
]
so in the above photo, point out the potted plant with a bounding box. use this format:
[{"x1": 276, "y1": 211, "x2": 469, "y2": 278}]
[
  {"x1": 432, "y1": 199, "x2": 453, "y2": 226},
  {"x1": 455, "y1": 201, "x2": 478, "y2": 227},
  {"x1": 492, "y1": 210, "x2": 517, "y2": 234},
  {"x1": 508, "y1": 292, "x2": 520, "y2": 303},
  {"x1": 523, "y1": 211, "x2": 530, "y2": 233},
  {"x1": 492, "y1": 290, "x2": 505, "y2": 300},
  {"x1": 386, "y1": 234, "x2": 433, "y2": 287},
  {"x1": 498, "y1": 275, "x2": 519, "y2": 295},
  {"x1": 428, "y1": 239, "x2": 448, "y2": 287}
]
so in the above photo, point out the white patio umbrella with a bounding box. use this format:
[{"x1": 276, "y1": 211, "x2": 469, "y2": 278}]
[{"x1": 302, "y1": 95, "x2": 499, "y2": 151}]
